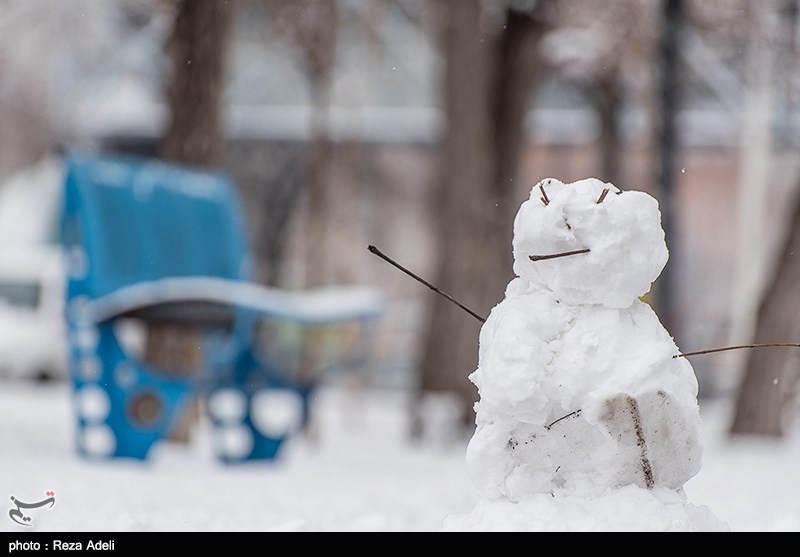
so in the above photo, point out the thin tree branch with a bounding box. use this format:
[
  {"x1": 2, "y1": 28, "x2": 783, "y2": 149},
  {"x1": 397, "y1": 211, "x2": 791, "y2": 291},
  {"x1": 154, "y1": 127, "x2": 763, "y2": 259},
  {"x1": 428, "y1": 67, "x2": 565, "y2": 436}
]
[{"x1": 368, "y1": 245, "x2": 486, "y2": 323}]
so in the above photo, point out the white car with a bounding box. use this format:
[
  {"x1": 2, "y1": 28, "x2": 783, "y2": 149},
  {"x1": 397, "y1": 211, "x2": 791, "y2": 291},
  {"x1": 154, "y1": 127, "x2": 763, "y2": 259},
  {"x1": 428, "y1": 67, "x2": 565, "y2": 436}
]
[
  {"x1": 0, "y1": 156, "x2": 68, "y2": 381},
  {"x1": 0, "y1": 245, "x2": 67, "y2": 380}
]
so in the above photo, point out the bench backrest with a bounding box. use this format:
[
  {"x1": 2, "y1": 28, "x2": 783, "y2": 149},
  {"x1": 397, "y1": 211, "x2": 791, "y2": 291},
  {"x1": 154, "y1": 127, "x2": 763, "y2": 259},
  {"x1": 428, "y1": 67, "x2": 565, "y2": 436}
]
[{"x1": 61, "y1": 151, "x2": 251, "y2": 300}]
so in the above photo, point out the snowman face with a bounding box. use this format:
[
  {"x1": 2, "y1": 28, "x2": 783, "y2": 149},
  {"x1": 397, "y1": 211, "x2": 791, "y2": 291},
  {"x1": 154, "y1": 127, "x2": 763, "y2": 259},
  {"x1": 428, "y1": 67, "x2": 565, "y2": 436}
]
[{"x1": 512, "y1": 178, "x2": 668, "y2": 308}]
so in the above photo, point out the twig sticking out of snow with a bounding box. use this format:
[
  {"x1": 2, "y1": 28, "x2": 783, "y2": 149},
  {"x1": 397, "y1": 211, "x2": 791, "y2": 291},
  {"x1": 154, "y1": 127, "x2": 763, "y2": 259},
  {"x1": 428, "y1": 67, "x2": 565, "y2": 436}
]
[
  {"x1": 674, "y1": 343, "x2": 800, "y2": 358},
  {"x1": 539, "y1": 182, "x2": 550, "y2": 206},
  {"x1": 596, "y1": 188, "x2": 610, "y2": 204},
  {"x1": 545, "y1": 410, "x2": 582, "y2": 430},
  {"x1": 367, "y1": 245, "x2": 486, "y2": 323}
]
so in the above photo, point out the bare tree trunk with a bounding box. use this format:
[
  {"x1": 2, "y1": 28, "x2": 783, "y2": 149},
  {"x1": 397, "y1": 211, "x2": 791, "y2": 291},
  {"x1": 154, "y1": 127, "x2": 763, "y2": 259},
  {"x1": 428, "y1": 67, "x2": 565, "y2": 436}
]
[
  {"x1": 729, "y1": 185, "x2": 800, "y2": 437},
  {"x1": 304, "y1": 73, "x2": 335, "y2": 289},
  {"x1": 728, "y1": 0, "x2": 799, "y2": 439},
  {"x1": 651, "y1": 0, "x2": 684, "y2": 339},
  {"x1": 413, "y1": 0, "x2": 493, "y2": 439},
  {"x1": 590, "y1": 67, "x2": 623, "y2": 186},
  {"x1": 485, "y1": 4, "x2": 552, "y2": 306},
  {"x1": 414, "y1": 1, "x2": 551, "y2": 439},
  {"x1": 267, "y1": 0, "x2": 338, "y2": 290},
  {"x1": 160, "y1": 0, "x2": 230, "y2": 168},
  {"x1": 149, "y1": 0, "x2": 232, "y2": 443},
  {"x1": 723, "y1": 0, "x2": 777, "y2": 392},
  {"x1": 277, "y1": 0, "x2": 341, "y2": 441}
]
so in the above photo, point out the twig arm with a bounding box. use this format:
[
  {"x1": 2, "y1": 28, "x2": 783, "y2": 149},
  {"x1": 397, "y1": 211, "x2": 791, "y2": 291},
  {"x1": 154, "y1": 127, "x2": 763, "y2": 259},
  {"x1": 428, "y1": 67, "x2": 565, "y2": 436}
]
[
  {"x1": 368, "y1": 245, "x2": 486, "y2": 323},
  {"x1": 674, "y1": 343, "x2": 800, "y2": 358}
]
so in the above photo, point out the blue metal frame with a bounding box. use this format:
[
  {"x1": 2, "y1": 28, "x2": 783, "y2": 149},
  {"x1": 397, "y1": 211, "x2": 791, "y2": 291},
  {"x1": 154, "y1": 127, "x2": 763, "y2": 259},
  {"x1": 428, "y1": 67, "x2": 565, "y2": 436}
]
[{"x1": 60, "y1": 151, "x2": 332, "y2": 462}]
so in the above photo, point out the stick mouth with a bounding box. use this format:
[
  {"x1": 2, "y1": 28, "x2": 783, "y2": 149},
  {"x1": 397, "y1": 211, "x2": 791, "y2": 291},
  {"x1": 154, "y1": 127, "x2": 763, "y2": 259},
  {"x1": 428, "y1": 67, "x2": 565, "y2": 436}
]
[{"x1": 529, "y1": 248, "x2": 591, "y2": 262}]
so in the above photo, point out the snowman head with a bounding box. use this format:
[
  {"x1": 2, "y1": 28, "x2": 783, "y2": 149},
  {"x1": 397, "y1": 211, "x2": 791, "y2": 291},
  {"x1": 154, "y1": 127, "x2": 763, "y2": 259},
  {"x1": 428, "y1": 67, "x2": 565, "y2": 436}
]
[{"x1": 512, "y1": 178, "x2": 668, "y2": 308}]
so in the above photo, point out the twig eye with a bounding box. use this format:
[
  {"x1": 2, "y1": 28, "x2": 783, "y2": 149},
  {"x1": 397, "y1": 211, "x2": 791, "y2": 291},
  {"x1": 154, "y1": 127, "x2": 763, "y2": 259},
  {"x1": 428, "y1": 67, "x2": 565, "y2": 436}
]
[{"x1": 539, "y1": 183, "x2": 550, "y2": 206}]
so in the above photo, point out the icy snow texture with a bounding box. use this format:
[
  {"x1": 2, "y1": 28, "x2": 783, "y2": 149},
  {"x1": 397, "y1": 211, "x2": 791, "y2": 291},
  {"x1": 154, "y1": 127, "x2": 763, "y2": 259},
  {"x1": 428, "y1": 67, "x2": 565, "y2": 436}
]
[
  {"x1": 447, "y1": 178, "x2": 728, "y2": 531},
  {"x1": 442, "y1": 485, "x2": 727, "y2": 532}
]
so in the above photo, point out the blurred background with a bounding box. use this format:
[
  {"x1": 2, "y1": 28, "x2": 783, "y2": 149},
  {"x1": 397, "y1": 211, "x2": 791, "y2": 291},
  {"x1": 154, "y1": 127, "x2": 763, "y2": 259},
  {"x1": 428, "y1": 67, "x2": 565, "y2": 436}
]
[{"x1": 1, "y1": 0, "x2": 799, "y2": 443}]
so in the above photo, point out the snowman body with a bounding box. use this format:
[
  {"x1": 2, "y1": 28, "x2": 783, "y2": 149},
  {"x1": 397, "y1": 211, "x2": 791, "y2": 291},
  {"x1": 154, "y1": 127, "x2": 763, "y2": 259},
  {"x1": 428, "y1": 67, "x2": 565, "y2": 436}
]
[{"x1": 445, "y1": 178, "x2": 727, "y2": 531}]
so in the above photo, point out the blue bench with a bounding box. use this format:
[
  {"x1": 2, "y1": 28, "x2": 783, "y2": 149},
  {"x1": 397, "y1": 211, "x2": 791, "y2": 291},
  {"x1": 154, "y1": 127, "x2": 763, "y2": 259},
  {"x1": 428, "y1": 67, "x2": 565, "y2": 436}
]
[{"x1": 60, "y1": 151, "x2": 384, "y2": 462}]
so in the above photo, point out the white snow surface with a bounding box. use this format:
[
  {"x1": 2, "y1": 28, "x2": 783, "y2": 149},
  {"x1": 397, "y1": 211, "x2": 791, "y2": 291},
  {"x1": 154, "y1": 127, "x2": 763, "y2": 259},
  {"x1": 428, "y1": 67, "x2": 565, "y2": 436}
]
[
  {"x1": 80, "y1": 277, "x2": 385, "y2": 325},
  {"x1": 1, "y1": 380, "x2": 800, "y2": 532}
]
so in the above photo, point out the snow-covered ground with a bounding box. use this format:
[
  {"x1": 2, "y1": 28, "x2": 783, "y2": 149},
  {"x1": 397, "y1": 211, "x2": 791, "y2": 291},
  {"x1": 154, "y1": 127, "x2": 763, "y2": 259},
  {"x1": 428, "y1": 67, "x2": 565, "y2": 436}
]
[{"x1": 1, "y1": 379, "x2": 798, "y2": 532}]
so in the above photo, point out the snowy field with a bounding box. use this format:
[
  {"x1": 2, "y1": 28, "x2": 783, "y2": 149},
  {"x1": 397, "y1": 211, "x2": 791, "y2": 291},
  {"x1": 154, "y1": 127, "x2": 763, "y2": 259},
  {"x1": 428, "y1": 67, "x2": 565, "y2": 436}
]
[{"x1": 1, "y1": 379, "x2": 799, "y2": 532}]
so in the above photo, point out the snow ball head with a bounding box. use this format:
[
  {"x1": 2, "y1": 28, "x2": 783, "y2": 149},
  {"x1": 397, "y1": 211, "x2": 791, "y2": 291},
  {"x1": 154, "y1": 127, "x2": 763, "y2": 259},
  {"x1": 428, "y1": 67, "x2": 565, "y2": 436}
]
[{"x1": 513, "y1": 178, "x2": 668, "y2": 308}]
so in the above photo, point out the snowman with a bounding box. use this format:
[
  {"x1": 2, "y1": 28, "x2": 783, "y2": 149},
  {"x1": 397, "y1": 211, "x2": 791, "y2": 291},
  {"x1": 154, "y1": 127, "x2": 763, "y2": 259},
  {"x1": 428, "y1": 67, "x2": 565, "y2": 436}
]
[{"x1": 443, "y1": 178, "x2": 728, "y2": 531}]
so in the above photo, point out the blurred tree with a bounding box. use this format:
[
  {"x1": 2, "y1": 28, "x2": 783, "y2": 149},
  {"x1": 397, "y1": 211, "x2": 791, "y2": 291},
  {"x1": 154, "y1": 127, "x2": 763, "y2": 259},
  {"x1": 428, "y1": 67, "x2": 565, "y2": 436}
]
[
  {"x1": 724, "y1": 0, "x2": 776, "y2": 395},
  {"x1": 0, "y1": 0, "x2": 115, "y2": 180},
  {"x1": 264, "y1": 0, "x2": 341, "y2": 409},
  {"x1": 729, "y1": 0, "x2": 799, "y2": 438},
  {"x1": 650, "y1": 0, "x2": 685, "y2": 338},
  {"x1": 541, "y1": 0, "x2": 659, "y2": 188},
  {"x1": 283, "y1": 0, "x2": 339, "y2": 289},
  {"x1": 729, "y1": 186, "x2": 800, "y2": 437},
  {"x1": 146, "y1": 0, "x2": 233, "y2": 442},
  {"x1": 413, "y1": 0, "x2": 554, "y2": 439},
  {"x1": 160, "y1": 0, "x2": 231, "y2": 167}
]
